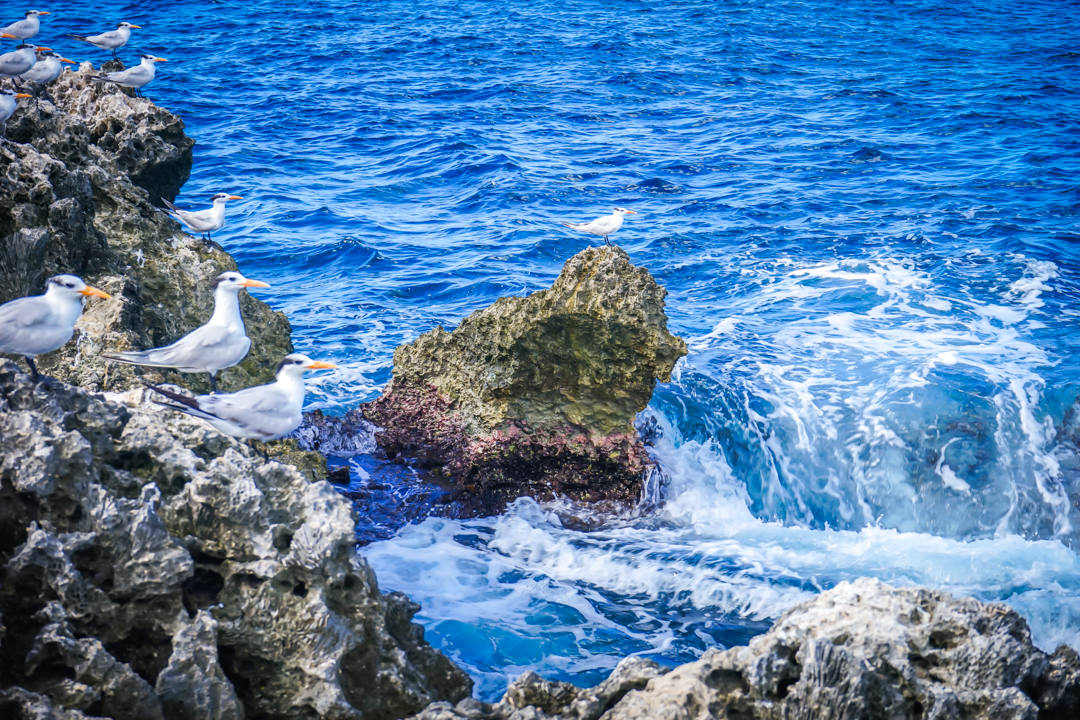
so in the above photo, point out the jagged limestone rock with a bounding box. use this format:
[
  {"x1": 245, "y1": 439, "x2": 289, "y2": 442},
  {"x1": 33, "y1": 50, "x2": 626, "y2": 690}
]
[
  {"x1": 410, "y1": 578, "x2": 1080, "y2": 720},
  {"x1": 388, "y1": 246, "x2": 685, "y2": 437},
  {"x1": 0, "y1": 64, "x2": 290, "y2": 394},
  {"x1": 363, "y1": 246, "x2": 687, "y2": 514},
  {"x1": 0, "y1": 361, "x2": 472, "y2": 719}
]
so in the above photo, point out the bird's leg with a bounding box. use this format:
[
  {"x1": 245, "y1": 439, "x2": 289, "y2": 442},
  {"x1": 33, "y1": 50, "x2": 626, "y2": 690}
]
[
  {"x1": 604, "y1": 235, "x2": 612, "y2": 246},
  {"x1": 24, "y1": 356, "x2": 40, "y2": 383},
  {"x1": 208, "y1": 372, "x2": 218, "y2": 394}
]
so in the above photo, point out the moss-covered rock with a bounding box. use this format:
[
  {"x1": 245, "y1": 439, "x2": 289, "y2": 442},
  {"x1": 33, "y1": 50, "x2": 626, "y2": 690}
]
[
  {"x1": 362, "y1": 246, "x2": 686, "y2": 514},
  {"x1": 0, "y1": 64, "x2": 291, "y2": 394}
]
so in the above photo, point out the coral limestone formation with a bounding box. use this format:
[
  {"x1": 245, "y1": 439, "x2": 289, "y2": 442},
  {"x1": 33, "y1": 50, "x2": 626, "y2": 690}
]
[
  {"x1": 0, "y1": 65, "x2": 289, "y2": 393},
  {"x1": 362, "y1": 245, "x2": 688, "y2": 514},
  {"x1": 411, "y1": 578, "x2": 1080, "y2": 720},
  {"x1": 0, "y1": 361, "x2": 471, "y2": 719}
]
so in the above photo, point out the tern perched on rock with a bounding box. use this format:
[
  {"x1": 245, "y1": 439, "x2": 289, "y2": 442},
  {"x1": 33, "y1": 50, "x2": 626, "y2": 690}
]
[
  {"x1": 0, "y1": 88, "x2": 32, "y2": 133},
  {"x1": 102, "y1": 271, "x2": 269, "y2": 392},
  {"x1": 161, "y1": 193, "x2": 243, "y2": 243},
  {"x1": 91, "y1": 53, "x2": 166, "y2": 97},
  {"x1": 1, "y1": 10, "x2": 50, "y2": 41},
  {"x1": 562, "y1": 207, "x2": 638, "y2": 245},
  {"x1": 147, "y1": 353, "x2": 338, "y2": 443},
  {"x1": 0, "y1": 274, "x2": 110, "y2": 382},
  {"x1": 20, "y1": 49, "x2": 74, "y2": 91},
  {"x1": 65, "y1": 21, "x2": 140, "y2": 59},
  {"x1": 0, "y1": 42, "x2": 49, "y2": 80}
]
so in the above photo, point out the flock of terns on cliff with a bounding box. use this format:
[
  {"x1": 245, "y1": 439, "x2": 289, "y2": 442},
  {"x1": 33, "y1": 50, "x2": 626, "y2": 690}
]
[{"x1": 0, "y1": 9, "x2": 638, "y2": 452}]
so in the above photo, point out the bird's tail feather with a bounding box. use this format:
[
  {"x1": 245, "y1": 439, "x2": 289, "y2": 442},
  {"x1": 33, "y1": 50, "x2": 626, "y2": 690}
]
[
  {"x1": 159, "y1": 196, "x2": 181, "y2": 214},
  {"x1": 561, "y1": 222, "x2": 578, "y2": 230},
  {"x1": 144, "y1": 382, "x2": 220, "y2": 422},
  {"x1": 64, "y1": 33, "x2": 89, "y2": 42},
  {"x1": 102, "y1": 350, "x2": 174, "y2": 368}
]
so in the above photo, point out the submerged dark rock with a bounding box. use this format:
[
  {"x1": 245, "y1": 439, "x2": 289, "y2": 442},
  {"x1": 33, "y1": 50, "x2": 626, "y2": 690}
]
[
  {"x1": 355, "y1": 246, "x2": 687, "y2": 516},
  {"x1": 0, "y1": 63, "x2": 290, "y2": 394},
  {"x1": 411, "y1": 578, "x2": 1080, "y2": 720},
  {"x1": 0, "y1": 361, "x2": 471, "y2": 719}
]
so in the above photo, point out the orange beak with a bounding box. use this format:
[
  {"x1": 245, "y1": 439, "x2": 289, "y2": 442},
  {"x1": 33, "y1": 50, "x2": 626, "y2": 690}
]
[
  {"x1": 35, "y1": 46, "x2": 51, "y2": 51},
  {"x1": 239, "y1": 279, "x2": 270, "y2": 289},
  {"x1": 0, "y1": 33, "x2": 15, "y2": 39},
  {"x1": 128, "y1": 24, "x2": 142, "y2": 29},
  {"x1": 226, "y1": 195, "x2": 242, "y2": 200},
  {"x1": 14, "y1": 92, "x2": 32, "y2": 99},
  {"x1": 624, "y1": 210, "x2": 638, "y2": 214},
  {"x1": 154, "y1": 57, "x2": 167, "y2": 62},
  {"x1": 59, "y1": 57, "x2": 75, "y2": 64},
  {"x1": 38, "y1": 11, "x2": 51, "y2": 15},
  {"x1": 307, "y1": 361, "x2": 338, "y2": 370},
  {"x1": 80, "y1": 286, "x2": 111, "y2": 299}
]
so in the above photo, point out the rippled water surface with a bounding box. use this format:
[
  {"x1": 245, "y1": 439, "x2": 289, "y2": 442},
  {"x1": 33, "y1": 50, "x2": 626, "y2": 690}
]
[{"x1": 42, "y1": 0, "x2": 1080, "y2": 700}]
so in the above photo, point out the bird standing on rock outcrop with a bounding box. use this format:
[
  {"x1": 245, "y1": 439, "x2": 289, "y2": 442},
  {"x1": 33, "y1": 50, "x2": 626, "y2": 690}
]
[
  {"x1": 146, "y1": 354, "x2": 338, "y2": 448},
  {"x1": 0, "y1": 42, "x2": 50, "y2": 81},
  {"x1": 20, "y1": 49, "x2": 74, "y2": 94},
  {"x1": 160, "y1": 193, "x2": 243, "y2": 243},
  {"x1": 0, "y1": 10, "x2": 50, "y2": 42},
  {"x1": 65, "y1": 21, "x2": 139, "y2": 59},
  {"x1": 0, "y1": 274, "x2": 110, "y2": 382},
  {"x1": 102, "y1": 271, "x2": 270, "y2": 393},
  {"x1": 0, "y1": 88, "x2": 32, "y2": 133},
  {"x1": 562, "y1": 207, "x2": 638, "y2": 246},
  {"x1": 91, "y1": 53, "x2": 166, "y2": 97}
]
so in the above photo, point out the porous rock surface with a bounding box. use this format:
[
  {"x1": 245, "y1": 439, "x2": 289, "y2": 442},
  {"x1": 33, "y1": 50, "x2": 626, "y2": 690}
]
[
  {"x1": 361, "y1": 246, "x2": 687, "y2": 514},
  {"x1": 413, "y1": 578, "x2": 1080, "y2": 720},
  {"x1": 0, "y1": 63, "x2": 290, "y2": 393},
  {"x1": 0, "y1": 360, "x2": 471, "y2": 719}
]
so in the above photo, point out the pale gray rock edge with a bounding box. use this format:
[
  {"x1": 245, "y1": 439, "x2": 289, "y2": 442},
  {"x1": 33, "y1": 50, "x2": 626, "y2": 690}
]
[{"x1": 412, "y1": 578, "x2": 1080, "y2": 720}]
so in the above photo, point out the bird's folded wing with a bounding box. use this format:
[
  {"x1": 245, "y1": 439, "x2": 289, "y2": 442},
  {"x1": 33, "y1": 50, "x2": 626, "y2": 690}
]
[
  {"x1": 0, "y1": 299, "x2": 54, "y2": 345},
  {"x1": 199, "y1": 385, "x2": 289, "y2": 424},
  {"x1": 167, "y1": 324, "x2": 240, "y2": 361}
]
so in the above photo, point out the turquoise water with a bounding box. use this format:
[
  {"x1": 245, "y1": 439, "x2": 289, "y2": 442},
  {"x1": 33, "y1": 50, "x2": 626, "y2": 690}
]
[{"x1": 40, "y1": 0, "x2": 1080, "y2": 700}]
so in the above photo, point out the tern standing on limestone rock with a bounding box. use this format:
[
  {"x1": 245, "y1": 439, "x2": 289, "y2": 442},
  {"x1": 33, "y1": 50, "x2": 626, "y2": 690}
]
[
  {"x1": 146, "y1": 354, "x2": 338, "y2": 443},
  {"x1": 0, "y1": 274, "x2": 111, "y2": 382},
  {"x1": 0, "y1": 88, "x2": 32, "y2": 134},
  {"x1": 91, "y1": 53, "x2": 166, "y2": 97},
  {"x1": 562, "y1": 207, "x2": 638, "y2": 245},
  {"x1": 161, "y1": 193, "x2": 243, "y2": 243},
  {"x1": 0, "y1": 42, "x2": 49, "y2": 81},
  {"x1": 65, "y1": 21, "x2": 140, "y2": 59},
  {"x1": 20, "y1": 49, "x2": 74, "y2": 93},
  {"x1": 102, "y1": 271, "x2": 270, "y2": 392},
  {"x1": 1, "y1": 10, "x2": 50, "y2": 41}
]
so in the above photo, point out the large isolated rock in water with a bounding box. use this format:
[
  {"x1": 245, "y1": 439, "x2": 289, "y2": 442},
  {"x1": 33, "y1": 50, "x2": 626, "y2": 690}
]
[
  {"x1": 0, "y1": 64, "x2": 290, "y2": 393},
  {"x1": 363, "y1": 246, "x2": 687, "y2": 514},
  {"x1": 0, "y1": 360, "x2": 471, "y2": 719},
  {"x1": 412, "y1": 578, "x2": 1080, "y2": 720}
]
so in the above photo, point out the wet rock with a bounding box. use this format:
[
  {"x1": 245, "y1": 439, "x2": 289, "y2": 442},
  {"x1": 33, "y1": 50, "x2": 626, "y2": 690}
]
[
  {"x1": 0, "y1": 360, "x2": 472, "y2": 718},
  {"x1": 0, "y1": 64, "x2": 291, "y2": 393},
  {"x1": 362, "y1": 246, "x2": 687, "y2": 515},
  {"x1": 408, "y1": 578, "x2": 1080, "y2": 720}
]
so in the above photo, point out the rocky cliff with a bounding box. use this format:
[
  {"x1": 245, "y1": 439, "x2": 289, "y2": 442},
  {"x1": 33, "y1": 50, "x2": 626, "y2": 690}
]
[
  {"x1": 360, "y1": 246, "x2": 687, "y2": 515},
  {"x1": 0, "y1": 63, "x2": 290, "y2": 394},
  {"x1": 412, "y1": 578, "x2": 1080, "y2": 720},
  {"x1": 0, "y1": 361, "x2": 471, "y2": 719}
]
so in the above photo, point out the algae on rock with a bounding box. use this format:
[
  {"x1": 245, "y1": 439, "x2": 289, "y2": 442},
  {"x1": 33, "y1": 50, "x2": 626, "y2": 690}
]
[
  {"x1": 0, "y1": 64, "x2": 290, "y2": 394},
  {"x1": 362, "y1": 246, "x2": 687, "y2": 514}
]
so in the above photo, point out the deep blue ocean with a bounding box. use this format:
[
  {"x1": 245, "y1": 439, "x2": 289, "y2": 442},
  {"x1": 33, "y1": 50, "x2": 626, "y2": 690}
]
[{"x1": 32, "y1": 0, "x2": 1080, "y2": 701}]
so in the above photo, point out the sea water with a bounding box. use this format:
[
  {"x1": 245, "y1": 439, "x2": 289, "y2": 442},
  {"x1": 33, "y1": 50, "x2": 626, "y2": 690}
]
[{"x1": 46, "y1": 0, "x2": 1080, "y2": 700}]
